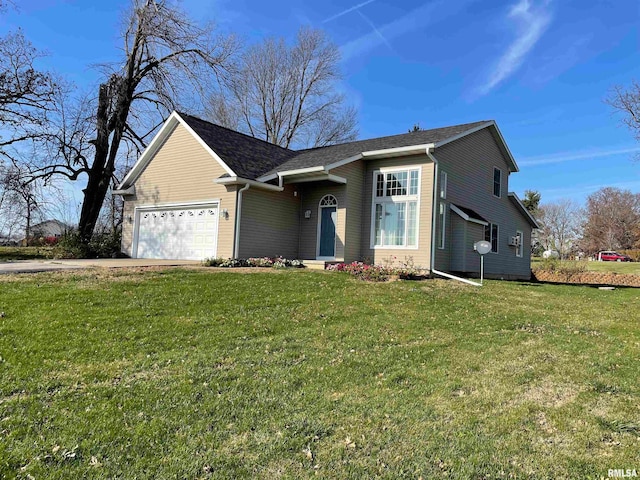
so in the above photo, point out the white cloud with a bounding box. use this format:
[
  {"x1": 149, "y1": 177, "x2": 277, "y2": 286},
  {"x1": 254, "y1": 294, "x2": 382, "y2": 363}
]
[
  {"x1": 322, "y1": 0, "x2": 377, "y2": 24},
  {"x1": 476, "y1": 0, "x2": 552, "y2": 96},
  {"x1": 339, "y1": 2, "x2": 438, "y2": 62},
  {"x1": 519, "y1": 145, "x2": 640, "y2": 167}
]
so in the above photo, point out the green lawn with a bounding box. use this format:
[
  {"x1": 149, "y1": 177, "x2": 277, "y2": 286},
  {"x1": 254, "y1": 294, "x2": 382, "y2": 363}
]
[
  {"x1": 0, "y1": 246, "x2": 53, "y2": 261},
  {"x1": 0, "y1": 268, "x2": 638, "y2": 478}
]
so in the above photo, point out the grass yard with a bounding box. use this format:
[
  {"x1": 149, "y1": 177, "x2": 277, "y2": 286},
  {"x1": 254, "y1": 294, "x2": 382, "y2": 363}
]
[
  {"x1": 0, "y1": 246, "x2": 53, "y2": 262},
  {"x1": 0, "y1": 268, "x2": 638, "y2": 478}
]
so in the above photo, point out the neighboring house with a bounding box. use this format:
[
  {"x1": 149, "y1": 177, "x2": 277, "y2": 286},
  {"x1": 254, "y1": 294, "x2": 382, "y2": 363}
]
[
  {"x1": 22, "y1": 219, "x2": 69, "y2": 243},
  {"x1": 116, "y1": 112, "x2": 539, "y2": 280}
]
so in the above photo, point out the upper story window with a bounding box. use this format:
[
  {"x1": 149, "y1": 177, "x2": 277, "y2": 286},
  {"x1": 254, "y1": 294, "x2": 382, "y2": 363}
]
[
  {"x1": 493, "y1": 167, "x2": 502, "y2": 198},
  {"x1": 372, "y1": 168, "x2": 420, "y2": 248}
]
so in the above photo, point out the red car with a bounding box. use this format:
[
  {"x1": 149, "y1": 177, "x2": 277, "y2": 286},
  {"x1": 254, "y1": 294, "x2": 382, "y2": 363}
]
[{"x1": 599, "y1": 251, "x2": 632, "y2": 262}]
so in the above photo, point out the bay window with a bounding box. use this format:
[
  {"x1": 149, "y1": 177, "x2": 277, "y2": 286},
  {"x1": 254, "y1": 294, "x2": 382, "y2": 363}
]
[{"x1": 372, "y1": 168, "x2": 420, "y2": 248}]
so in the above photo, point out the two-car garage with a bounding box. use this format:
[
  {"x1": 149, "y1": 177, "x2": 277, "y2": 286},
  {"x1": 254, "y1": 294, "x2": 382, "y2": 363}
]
[{"x1": 133, "y1": 204, "x2": 219, "y2": 260}]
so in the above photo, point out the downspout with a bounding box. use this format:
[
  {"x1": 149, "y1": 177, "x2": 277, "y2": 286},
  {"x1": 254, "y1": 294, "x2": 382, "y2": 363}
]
[
  {"x1": 426, "y1": 148, "x2": 481, "y2": 287},
  {"x1": 233, "y1": 183, "x2": 251, "y2": 259}
]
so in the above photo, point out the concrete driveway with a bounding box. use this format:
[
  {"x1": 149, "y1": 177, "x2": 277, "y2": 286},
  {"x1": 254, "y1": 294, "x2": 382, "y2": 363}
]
[{"x1": 0, "y1": 258, "x2": 202, "y2": 274}]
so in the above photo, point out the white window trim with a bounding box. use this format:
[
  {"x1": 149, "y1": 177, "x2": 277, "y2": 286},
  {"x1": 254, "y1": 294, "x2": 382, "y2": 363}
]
[
  {"x1": 516, "y1": 230, "x2": 524, "y2": 257},
  {"x1": 493, "y1": 167, "x2": 502, "y2": 198},
  {"x1": 316, "y1": 195, "x2": 338, "y2": 260},
  {"x1": 370, "y1": 166, "x2": 421, "y2": 250}
]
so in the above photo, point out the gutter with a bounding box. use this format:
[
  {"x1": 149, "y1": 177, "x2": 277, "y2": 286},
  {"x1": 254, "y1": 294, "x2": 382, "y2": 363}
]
[
  {"x1": 426, "y1": 148, "x2": 482, "y2": 287},
  {"x1": 233, "y1": 183, "x2": 251, "y2": 258},
  {"x1": 215, "y1": 176, "x2": 283, "y2": 192}
]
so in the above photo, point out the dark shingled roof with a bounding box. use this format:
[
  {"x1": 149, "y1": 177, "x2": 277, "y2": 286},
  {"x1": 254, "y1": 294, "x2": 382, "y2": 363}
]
[
  {"x1": 178, "y1": 113, "x2": 296, "y2": 180},
  {"x1": 451, "y1": 204, "x2": 488, "y2": 223},
  {"x1": 178, "y1": 113, "x2": 491, "y2": 180},
  {"x1": 261, "y1": 120, "x2": 491, "y2": 178}
]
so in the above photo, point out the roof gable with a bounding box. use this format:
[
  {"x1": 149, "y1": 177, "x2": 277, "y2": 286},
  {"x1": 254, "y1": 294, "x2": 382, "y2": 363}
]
[{"x1": 177, "y1": 113, "x2": 296, "y2": 180}]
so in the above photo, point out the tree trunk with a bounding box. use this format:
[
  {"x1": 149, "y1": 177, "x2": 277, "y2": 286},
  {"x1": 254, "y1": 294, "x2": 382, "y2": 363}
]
[{"x1": 78, "y1": 83, "x2": 112, "y2": 244}]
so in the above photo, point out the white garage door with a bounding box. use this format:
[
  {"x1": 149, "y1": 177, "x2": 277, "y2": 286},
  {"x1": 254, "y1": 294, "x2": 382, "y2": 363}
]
[{"x1": 135, "y1": 205, "x2": 218, "y2": 260}]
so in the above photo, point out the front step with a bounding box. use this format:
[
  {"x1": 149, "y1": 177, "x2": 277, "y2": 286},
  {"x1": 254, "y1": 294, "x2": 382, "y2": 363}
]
[{"x1": 302, "y1": 260, "x2": 327, "y2": 270}]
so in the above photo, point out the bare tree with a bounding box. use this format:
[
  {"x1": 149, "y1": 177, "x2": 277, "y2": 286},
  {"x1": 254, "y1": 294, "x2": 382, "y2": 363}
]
[
  {"x1": 580, "y1": 187, "x2": 640, "y2": 254},
  {"x1": 18, "y1": 0, "x2": 236, "y2": 244},
  {"x1": 0, "y1": 165, "x2": 43, "y2": 244},
  {"x1": 210, "y1": 27, "x2": 358, "y2": 149},
  {"x1": 607, "y1": 80, "x2": 640, "y2": 145},
  {"x1": 537, "y1": 199, "x2": 583, "y2": 259},
  {"x1": 0, "y1": 30, "x2": 60, "y2": 160}
]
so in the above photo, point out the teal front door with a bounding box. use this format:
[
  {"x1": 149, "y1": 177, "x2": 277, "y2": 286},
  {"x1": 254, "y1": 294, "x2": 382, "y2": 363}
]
[{"x1": 318, "y1": 206, "x2": 337, "y2": 258}]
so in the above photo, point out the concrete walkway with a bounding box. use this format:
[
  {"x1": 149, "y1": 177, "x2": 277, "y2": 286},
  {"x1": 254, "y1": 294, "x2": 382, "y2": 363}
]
[{"x1": 0, "y1": 258, "x2": 201, "y2": 274}]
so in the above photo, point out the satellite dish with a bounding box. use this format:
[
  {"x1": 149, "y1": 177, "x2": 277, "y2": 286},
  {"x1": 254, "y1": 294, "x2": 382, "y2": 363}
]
[{"x1": 474, "y1": 240, "x2": 492, "y2": 255}]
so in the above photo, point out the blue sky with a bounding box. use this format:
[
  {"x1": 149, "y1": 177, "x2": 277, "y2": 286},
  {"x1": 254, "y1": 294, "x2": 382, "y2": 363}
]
[{"x1": 2, "y1": 0, "x2": 640, "y2": 207}]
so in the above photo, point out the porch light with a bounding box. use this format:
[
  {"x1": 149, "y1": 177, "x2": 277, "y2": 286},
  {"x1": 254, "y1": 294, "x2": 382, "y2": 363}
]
[{"x1": 304, "y1": 210, "x2": 312, "y2": 219}]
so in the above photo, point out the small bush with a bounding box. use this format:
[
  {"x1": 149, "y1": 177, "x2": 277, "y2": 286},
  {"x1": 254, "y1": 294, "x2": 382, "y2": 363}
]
[
  {"x1": 203, "y1": 256, "x2": 304, "y2": 269},
  {"x1": 327, "y1": 262, "x2": 393, "y2": 282},
  {"x1": 50, "y1": 230, "x2": 122, "y2": 259},
  {"x1": 532, "y1": 258, "x2": 587, "y2": 281}
]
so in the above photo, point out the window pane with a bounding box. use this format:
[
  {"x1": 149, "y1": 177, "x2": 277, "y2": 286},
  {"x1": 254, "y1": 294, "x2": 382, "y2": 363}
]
[
  {"x1": 493, "y1": 168, "x2": 501, "y2": 197},
  {"x1": 410, "y1": 170, "x2": 419, "y2": 195},
  {"x1": 438, "y1": 203, "x2": 446, "y2": 249},
  {"x1": 407, "y1": 201, "x2": 417, "y2": 246},
  {"x1": 491, "y1": 224, "x2": 498, "y2": 252},
  {"x1": 376, "y1": 173, "x2": 384, "y2": 197},
  {"x1": 383, "y1": 202, "x2": 405, "y2": 246},
  {"x1": 374, "y1": 203, "x2": 383, "y2": 245},
  {"x1": 439, "y1": 171, "x2": 446, "y2": 198},
  {"x1": 386, "y1": 171, "x2": 408, "y2": 196}
]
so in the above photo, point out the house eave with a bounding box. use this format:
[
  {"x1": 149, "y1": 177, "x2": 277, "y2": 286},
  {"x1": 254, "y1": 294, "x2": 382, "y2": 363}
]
[
  {"x1": 434, "y1": 121, "x2": 519, "y2": 173},
  {"x1": 508, "y1": 192, "x2": 540, "y2": 228},
  {"x1": 450, "y1": 204, "x2": 489, "y2": 226},
  {"x1": 214, "y1": 176, "x2": 284, "y2": 192},
  {"x1": 112, "y1": 185, "x2": 136, "y2": 196}
]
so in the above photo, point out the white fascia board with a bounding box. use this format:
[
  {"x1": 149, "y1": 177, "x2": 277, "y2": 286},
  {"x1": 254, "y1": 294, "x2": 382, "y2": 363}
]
[
  {"x1": 361, "y1": 144, "x2": 434, "y2": 159},
  {"x1": 450, "y1": 203, "x2": 488, "y2": 226},
  {"x1": 214, "y1": 176, "x2": 284, "y2": 192},
  {"x1": 118, "y1": 112, "x2": 182, "y2": 189},
  {"x1": 112, "y1": 185, "x2": 136, "y2": 196},
  {"x1": 118, "y1": 111, "x2": 236, "y2": 190},
  {"x1": 256, "y1": 172, "x2": 279, "y2": 182},
  {"x1": 174, "y1": 113, "x2": 236, "y2": 177},
  {"x1": 279, "y1": 166, "x2": 326, "y2": 176},
  {"x1": 434, "y1": 121, "x2": 494, "y2": 148},
  {"x1": 257, "y1": 165, "x2": 326, "y2": 183},
  {"x1": 508, "y1": 192, "x2": 540, "y2": 228},
  {"x1": 325, "y1": 153, "x2": 363, "y2": 171},
  {"x1": 284, "y1": 174, "x2": 347, "y2": 185}
]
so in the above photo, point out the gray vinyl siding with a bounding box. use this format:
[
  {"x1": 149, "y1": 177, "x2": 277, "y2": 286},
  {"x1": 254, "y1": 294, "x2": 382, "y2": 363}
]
[
  {"x1": 238, "y1": 184, "x2": 300, "y2": 259},
  {"x1": 434, "y1": 128, "x2": 532, "y2": 279},
  {"x1": 298, "y1": 182, "x2": 347, "y2": 261},
  {"x1": 332, "y1": 162, "x2": 365, "y2": 262},
  {"x1": 360, "y1": 155, "x2": 434, "y2": 269}
]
